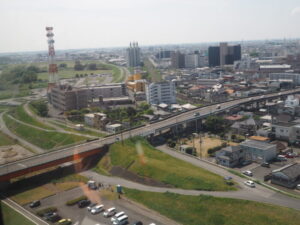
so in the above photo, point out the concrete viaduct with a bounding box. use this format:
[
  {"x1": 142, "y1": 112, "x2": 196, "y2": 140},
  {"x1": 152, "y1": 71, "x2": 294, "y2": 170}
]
[{"x1": 1, "y1": 88, "x2": 300, "y2": 182}]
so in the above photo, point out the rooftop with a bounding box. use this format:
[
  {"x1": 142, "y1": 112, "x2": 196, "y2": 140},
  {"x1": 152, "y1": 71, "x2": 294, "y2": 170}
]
[
  {"x1": 221, "y1": 145, "x2": 242, "y2": 152},
  {"x1": 272, "y1": 163, "x2": 300, "y2": 179},
  {"x1": 240, "y1": 140, "x2": 276, "y2": 150},
  {"x1": 249, "y1": 136, "x2": 269, "y2": 142},
  {"x1": 272, "y1": 122, "x2": 298, "y2": 127}
]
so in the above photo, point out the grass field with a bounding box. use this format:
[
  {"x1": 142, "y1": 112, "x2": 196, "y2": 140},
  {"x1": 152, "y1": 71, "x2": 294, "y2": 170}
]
[
  {"x1": 1, "y1": 201, "x2": 35, "y2": 225},
  {"x1": 10, "y1": 186, "x2": 55, "y2": 205},
  {"x1": 8, "y1": 174, "x2": 88, "y2": 205},
  {"x1": 125, "y1": 188, "x2": 300, "y2": 225},
  {"x1": 95, "y1": 137, "x2": 235, "y2": 191},
  {"x1": 11, "y1": 105, "x2": 54, "y2": 130},
  {"x1": 3, "y1": 114, "x2": 86, "y2": 150},
  {"x1": 0, "y1": 131, "x2": 15, "y2": 146},
  {"x1": 49, "y1": 120, "x2": 106, "y2": 137}
]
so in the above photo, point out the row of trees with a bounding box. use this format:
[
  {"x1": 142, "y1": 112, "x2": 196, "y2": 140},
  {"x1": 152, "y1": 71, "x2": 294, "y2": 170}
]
[
  {"x1": 0, "y1": 65, "x2": 42, "y2": 84},
  {"x1": 74, "y1": 61, "x2": 109, "y2": 71}
]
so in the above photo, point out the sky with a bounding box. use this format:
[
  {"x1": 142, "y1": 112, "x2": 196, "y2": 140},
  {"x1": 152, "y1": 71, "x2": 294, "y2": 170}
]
[{"x1": 0, "y1": 0, "x2": 300, "y2": 53}]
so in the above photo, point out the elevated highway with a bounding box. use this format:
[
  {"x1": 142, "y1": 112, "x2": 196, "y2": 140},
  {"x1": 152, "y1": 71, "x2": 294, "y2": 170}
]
[{"x1": 1, "y1": 88, "x2": 300, "y2": 181}]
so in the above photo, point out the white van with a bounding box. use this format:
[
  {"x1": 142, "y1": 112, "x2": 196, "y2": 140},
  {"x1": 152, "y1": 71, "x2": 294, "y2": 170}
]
[
  {"x1": 111, "y1": 211, "x2": 125, "y2": 222},
  {"x1": 113, "y1": 215, "x2": 128, "y2": 225}
]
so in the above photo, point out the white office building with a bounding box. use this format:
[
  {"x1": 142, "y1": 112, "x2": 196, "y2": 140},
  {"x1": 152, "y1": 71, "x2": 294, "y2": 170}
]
[
  {"x1": 146, "y1": 81, "x2": 176, "y2": 105},
  {"x1": 185, "y1": 54, "x2": 199, "y2": 68}
]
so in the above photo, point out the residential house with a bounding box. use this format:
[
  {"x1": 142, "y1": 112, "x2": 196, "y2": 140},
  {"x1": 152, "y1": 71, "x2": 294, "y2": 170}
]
[
  {"x1": 216, "y1": 145, "x2": 245, "y2": 167},
  {"x1": 271, "y1": 121, "x2": 300, "y2": 143},
  {"x1": 271, "y1": 163, "x2": 300, "y2": 188},
  {"x1": 231, "y1": 117, "x2": 257, "y2": 136}
]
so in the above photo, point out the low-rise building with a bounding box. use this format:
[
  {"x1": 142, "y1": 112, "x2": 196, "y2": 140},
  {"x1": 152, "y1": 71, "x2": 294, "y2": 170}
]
[
  {"x1": 216, "y1": 139, "x2": 277, "y2": 167},
  {"x1": 216, "y1": 145, "x2": 245, "y2": 167},
  {"x1": 106, "y1": 123, "x2": 122, "y2": 133},
  {"x1": 231, "y1": 117, "x2": 257, "y2": 136},
  {"x1": 84, "y1": 113, "x2": 108, "y2": 130},
  {"x1": 271, "y1": 163, "x2": 300, "y2": 188},
  {"x1": 240, "y1": 140, "x2": 277, "y2": 163}
]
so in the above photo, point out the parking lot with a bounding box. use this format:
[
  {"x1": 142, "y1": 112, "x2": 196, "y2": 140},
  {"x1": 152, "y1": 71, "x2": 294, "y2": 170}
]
[
  {"x1": 25, "y1": 186, "x2": 171, "y2": 225},
  {"x1": 234, "y1": 157, "x2": 300, "y2": 195}
]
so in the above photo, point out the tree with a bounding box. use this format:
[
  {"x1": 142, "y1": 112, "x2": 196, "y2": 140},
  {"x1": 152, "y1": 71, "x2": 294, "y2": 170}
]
[
  {"x1": 27, "y1": 65, "x2": 40, "y2": 73},
  {"x1": 204, "y1": 116, "x2": 227, "y2": 134},
  {"x1": 74, "y1": 60, "x2": 85, "y2": 71},
  {"x1": 31, "y1": 100, "x2": 48, "y2": 117},
  {"x1": 87, "y1": 63, "x2": 97, "y2": 70},
  {"x1": 22, "y1": 71, "x2": 37, "y2": 83},
  {"x1": 59, "y1": 63, "x2": 67, "y2": 68}
]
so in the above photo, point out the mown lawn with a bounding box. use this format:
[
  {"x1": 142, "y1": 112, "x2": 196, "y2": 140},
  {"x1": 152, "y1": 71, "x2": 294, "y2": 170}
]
[
  {"x1": 1, "y1": 201, "x2": 35, "y2": 225},
  {"x1": 95, "y1": 137, "x2": 234, "y2": 191},
  {"x1": 49, "y1": 120, "x2": 106, "y2": 137},
  {"x1": 0, "y1": 131, "x2": 15, "y2": 146},
  {"x1": 11, "y1": 105, "x2": 54, "y2": 130},
  {"x1": 3, "y1": 114, "x2": 86, "y2": 150},
  {"x1": 9, "y1": 186, "x2": 55, "y2": 205},
  {"x1": 125, "y1": 188, "x2": 300, "y2": 225},
  {"x1": 7, "y1": 174, "x2": 88, "y2": 205}
]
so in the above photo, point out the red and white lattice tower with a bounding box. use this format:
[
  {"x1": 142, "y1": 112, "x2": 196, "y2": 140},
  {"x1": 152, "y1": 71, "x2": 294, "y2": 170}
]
[{"x1": 46, "y1": 27, "x2": 59, "y2": 90}]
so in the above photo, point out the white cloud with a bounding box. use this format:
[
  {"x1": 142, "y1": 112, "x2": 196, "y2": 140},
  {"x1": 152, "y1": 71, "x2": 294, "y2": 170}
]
[{"x1": 291, "y1": 7, "x2": 300, "y2": 16}]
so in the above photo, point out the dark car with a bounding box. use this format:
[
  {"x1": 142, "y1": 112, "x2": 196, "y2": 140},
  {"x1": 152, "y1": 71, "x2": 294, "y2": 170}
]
[
  {"x1": 78, "y1": 199, "x2": 91, "y2": 208},
  {"x1": 132, "y1": 222, "x2": 143, "y2": 225},
  {"x1": 29, "y1": 200, "x2": 41, "y2": 208},
  {"x1": 261, "y1": 162, "x2": 270, "y2": 168},
  {"x1": 44, "y1": 212, "x2": 61, "y2": 222}
]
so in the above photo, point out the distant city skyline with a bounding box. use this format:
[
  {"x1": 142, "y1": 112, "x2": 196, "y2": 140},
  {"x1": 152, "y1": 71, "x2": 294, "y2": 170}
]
[{"x1": 1, "y1": 0, "x2": 300, "y2": 53}]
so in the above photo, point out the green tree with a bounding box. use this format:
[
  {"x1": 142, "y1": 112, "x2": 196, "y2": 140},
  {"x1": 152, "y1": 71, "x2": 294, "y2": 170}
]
[
  {"x1": 204, "y1": 116, "x2": 227, "y2": 134},
  {"x1": 74, "y1": 60, "x2": 85, "y2": 71},
  {"x1": 31, "y1": 100, "x2": 48, "y2": 117},
  {"x1": 87, "y1": 63, "x2": 97, "y2": 70}
]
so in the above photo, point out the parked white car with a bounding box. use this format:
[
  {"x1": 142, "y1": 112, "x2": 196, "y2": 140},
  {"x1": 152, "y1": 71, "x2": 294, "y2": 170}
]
[
  {"x1": 103, "y1": 207, "x2": 116, "y2": 217},
  {"x1": 91, "y1": 204, "x2": 104, "y2": 214},
  {"x1": 242, "y1": 170, "x2": 253, "y2": 177},
  {"x1": 111, "y1": 211, "x2": 125, "y2": 222},
  {"x1": 244, "y1": 180, "x2": 255, "y2": 188}
]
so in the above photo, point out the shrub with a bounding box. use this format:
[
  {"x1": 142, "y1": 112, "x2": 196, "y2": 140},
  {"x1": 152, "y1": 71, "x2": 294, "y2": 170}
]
[
  {"x1": 65, "y1": 195, "x2": 87, "y2": 206},
  {"x1": 36, "y1": 207, "x2": 57, "y2": 217}
]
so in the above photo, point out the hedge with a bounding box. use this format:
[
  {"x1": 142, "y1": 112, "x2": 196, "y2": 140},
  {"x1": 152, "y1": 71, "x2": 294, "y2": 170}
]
[
  {"x1": 36, "y1": 207, "x2": 57, "y2": 217},
  {"x1": 65, "y1": 195, "x2": 87, "y2": 206}
]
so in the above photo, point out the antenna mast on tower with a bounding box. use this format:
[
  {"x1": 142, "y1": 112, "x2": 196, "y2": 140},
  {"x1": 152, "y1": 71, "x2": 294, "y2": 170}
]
[{"x1": 46, "y1": 27, "x2": 59, "y2": 90}]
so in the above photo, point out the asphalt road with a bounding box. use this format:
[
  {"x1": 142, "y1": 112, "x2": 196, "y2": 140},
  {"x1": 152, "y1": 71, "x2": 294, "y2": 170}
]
[{"x1": 79, "y1": 145, "x2": 300, "y2": 211}]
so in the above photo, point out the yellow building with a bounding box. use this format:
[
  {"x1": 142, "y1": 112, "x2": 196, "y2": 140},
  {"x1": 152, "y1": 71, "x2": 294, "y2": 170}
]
[{"x1": 126, "y1": 73, "x2": 146, "y2": 92}]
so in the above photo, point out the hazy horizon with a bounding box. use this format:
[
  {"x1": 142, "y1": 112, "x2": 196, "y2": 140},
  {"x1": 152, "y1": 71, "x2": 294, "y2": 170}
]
[{"x1": 1, "y1": 0, "x2": 300, "y2": 53}]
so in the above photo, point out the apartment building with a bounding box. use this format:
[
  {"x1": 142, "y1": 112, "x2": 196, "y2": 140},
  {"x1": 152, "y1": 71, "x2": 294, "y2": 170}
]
[{"x1": 146, "y1": 81, "x2": 176, "y2": 105}]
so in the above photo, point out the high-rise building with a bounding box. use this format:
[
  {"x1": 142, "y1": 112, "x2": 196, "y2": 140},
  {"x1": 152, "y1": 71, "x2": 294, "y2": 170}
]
[
  {"x1": 185, "y1": 53, "x2": 199, "y2": 68},
  {"x1": 171, "y1": 51, "x2": 185, "y2": 68},
  {"x1": 146, "y1": 81, "x2": 176, "y2": 105},
  {"x1": 208, "y1": 43, "x2": 241, "y2": 67},
  {"x1": 126, "y1": 42, "x2": 141, "y2": 67},
  {"x1": 208, "y1": 46, "x2": 220, "y2": 67}
]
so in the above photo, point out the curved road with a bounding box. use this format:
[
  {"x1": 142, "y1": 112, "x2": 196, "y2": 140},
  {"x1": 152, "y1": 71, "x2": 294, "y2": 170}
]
[
  {"x1": 0, "y1": 113, "x2": 44, "y2": 154},
  {"x1": 81, "y1": 144, "x2": 300, "y2": 211}
]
